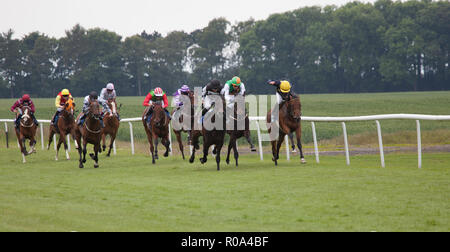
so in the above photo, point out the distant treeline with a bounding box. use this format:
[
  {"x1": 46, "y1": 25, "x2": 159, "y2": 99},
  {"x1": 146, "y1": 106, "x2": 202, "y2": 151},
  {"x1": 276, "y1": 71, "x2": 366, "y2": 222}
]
[{"x1": 0, "y1": 0, "x2": 449, "y2": 98}]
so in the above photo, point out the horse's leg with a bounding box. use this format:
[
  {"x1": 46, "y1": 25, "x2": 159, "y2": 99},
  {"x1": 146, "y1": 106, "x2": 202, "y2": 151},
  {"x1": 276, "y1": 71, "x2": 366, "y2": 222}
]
[
  {"x1": 106, "y1": 132, "x2": 115, "y2": 157},
  {"x1": 215, "y1": 143, "x2": 223, "y2": 171},
  {"x1": 245, "y1": 130, "x2": 256, "y2": 152},
  {"x1": 62, "y1": 133, "x2": 70, "y2": 160},
  {"x1": 296, "y1": 127, "x2": 306, "y2": 164},
  {"x1": 200, "y1": 139, "x2": 210, "y2": 164},
  {"x1": 175, "y1": 131, "x2": 184, "y2": 160},
  {"x1": 271, "y1": 140, "x2": 278, "y2": 165},
  {"x1": 102, "y1": 132, "x2": 107, "y2": 152},
  {"x1": 82, "y1": 139, "x2": 87, "y2": 164},
  {"x1": 226, "y1": 134, "x2": 234, "y2": 165},
  {"x1": 47, "y1": 127, "x2": 55, "y2": 150},
  {"x1": 55, "y1": 134, "x2": 64, "y2": 161},
  {"x1": 18, "y1": 134, "x2": 27, "y2": 163},
  {"x1": 232, "y1": 137, "x2": 239, "y2": 167},
  {"x1": 154, "y1": 136, "x2": 159, "y2": 160},
  {"x1": 289, "y1": 132, "x2": 296, "y2": 152},
  {"x1": 163, "y1": 135, "x2": 170, "y2": 157},
  {"x1": 90, "y1": 144, "x2": 100, "y2": 168},
  {"x1": 275, "y1": 132, "x2": 286, "y2": 165}
]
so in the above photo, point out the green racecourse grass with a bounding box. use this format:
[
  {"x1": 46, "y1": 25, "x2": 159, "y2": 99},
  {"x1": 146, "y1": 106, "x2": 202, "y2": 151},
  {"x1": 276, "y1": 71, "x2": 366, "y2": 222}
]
[{"x1": 0, "y1": 147, "x2": 449, "y2": 232}]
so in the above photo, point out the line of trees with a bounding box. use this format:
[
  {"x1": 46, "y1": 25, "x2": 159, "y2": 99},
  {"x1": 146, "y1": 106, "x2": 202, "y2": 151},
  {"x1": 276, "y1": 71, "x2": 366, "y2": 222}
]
[{"x1": 0, "y1": 0, "x2": 448, "y2": 98}]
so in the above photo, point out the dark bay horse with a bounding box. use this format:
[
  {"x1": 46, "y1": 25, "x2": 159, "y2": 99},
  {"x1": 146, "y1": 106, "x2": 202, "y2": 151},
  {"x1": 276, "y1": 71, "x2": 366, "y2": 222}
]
[
  {"x1": 267, "y1": 95, "x2": 306, "y2": 166},
  {"x1": 102, "y1": 99, "x2": 120, "y2": 157},
  {"x1": 142, "y1": 102, "x2": 171, "y2": 164},
  {"x1": 172, "y1": 91, "x2": 194, "y2": 160},
  {"x1": 15, "y1": 106, "x2": 37, "y2": 163},
  {"x1": 198, "y1": 96, "x2": 226, "y2": 171},
  {"x1": 76, "y1": 100, "x2": 103, "y2": 168},
  {"x1": 48, "y1": 99, "x2": 79, "y2": 161},
  {"x1": 225, "y1": 101, "x2": 256, "y2": 167}
]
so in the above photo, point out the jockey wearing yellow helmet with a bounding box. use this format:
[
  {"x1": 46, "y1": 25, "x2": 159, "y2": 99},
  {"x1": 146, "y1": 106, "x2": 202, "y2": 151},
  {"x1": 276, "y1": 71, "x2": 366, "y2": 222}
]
[
  {"x1": 267, "y1": 80, "x2": 295, "y2": 104},
  {"x1": 51, "y1": 89, "x2": 74, "y2": 125}
]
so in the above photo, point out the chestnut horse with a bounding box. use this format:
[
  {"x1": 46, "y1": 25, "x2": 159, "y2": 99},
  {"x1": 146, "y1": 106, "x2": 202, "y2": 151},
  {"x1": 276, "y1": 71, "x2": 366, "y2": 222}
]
[
  {"x1": 15, "y1": 106, "x2": 37, "y2": 163},
  {"x1": 267, "y1": 95, "x2": 306, "y2": 165},
  {"x1": 142, "y1": 102, "x2": 171, "y2": 164},
  {"x1": 76, "y1": 100, "x2": 103, "y2": 168},
  {"x1": 102, "y1": 99, "x2": 120, "y2": 157},
  {"x1": 172, "y1": 91, "x2": 194, "y2": 160},
  {"x1": 48, "y1": 99, "x2": 79, "y2": 161}
]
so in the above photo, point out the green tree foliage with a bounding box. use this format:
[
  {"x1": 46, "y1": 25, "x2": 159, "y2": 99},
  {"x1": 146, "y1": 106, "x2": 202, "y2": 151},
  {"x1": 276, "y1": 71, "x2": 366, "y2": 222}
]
[{"x1": 0, "y1": 0, "x2": 448, "y2": 98}]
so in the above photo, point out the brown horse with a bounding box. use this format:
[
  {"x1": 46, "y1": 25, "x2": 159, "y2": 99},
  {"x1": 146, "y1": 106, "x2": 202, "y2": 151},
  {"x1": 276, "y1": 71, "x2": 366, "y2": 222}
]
[
  {"x1": 225, "y1": 101, "x2": 256, "y2": 167},
  {"x1": 142, "y1": 102, "x2": 171, "y2": 164},
  {"x1": 76, "y1": 99, "x2": 103, "y2": 168},
  {"x1": 48, "y1": 99, "x2": 79, "y2": 161},
  {"x1": 198, "y1": 96, "x2": 226, "y2": 171},
  {"x1": 172, "y1": 91, "x2": 194, "y2": 160},
  {"x1": 14, "y1": 105, "x2": 37, "y2": 163},
  {"x1": 267, "y1": 95, "x2": 306, "y2": 165},
  {"x1": 102, "y1": 99, "x2": 120, "y2": 157}
]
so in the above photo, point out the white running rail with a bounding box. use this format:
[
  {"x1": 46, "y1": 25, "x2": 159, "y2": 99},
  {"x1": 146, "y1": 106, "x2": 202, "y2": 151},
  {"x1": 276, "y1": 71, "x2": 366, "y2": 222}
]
[{"x1": 3, "y1": 114, "x2": 450, "y2": 168}]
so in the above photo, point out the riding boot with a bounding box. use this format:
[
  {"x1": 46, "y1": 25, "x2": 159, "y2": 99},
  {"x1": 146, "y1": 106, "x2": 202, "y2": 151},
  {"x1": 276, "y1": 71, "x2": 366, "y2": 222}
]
[
  {"x1": 164, "y1": 108, "x2": 171, "y2": 120},
  {"x1": 146, "y1": 106, "x2": 154, "y2": 124},
  {"x1": 15, "y1": 116, "x2": 21, "y2": 130},
  {"x1": 78, "y1": 113, "x2": 86, "y2": 126},
  {"x1": 51, "y1": 111, "x2": 60, "y2": 125},
  {"x1": 100, "y1": 117, "x2": 105, "y2": 128},
  {"x1": 32, "y1": 114, "x2": 39, "y2": 126},
  {"x1": 200, "y1": 107, "x2": 209, "y2": 123}
]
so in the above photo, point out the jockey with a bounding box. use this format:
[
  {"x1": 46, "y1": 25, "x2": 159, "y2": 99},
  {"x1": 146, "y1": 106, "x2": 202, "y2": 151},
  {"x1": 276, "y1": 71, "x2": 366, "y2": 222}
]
[
  {"x1": 99, "y1": 82, "x2": 120, "y2": 120},
  {"x1": 51, "y1": 89, "x2": 74, "y2": 125},
  {"x1": 221, "y1": 76, "x2": 246, "y2": 109},
  {"x1": 143, "y1": 87, "x2": 171, "y2": 124},
  {"x1": 267, "y1": 80, "x2": 297, "y2": 123},
  {"x1": 268, "y1": 80, "x2": 296, "y2": 104},
  {"x1": 200, "y1": 79, "x2": 222, "y2": 122},
  {"x1": 77, "y1": 91, "x2": 111, "y2": 127},
  {"x1": 99, "y1": 83, "x2": 117, "y2": 102},
  {"x1": 172, "y1": 84, "x2": 190, "y2": 109},
  {"x1": 10, "y1": 94, "x2": 39, "y2": 129}
]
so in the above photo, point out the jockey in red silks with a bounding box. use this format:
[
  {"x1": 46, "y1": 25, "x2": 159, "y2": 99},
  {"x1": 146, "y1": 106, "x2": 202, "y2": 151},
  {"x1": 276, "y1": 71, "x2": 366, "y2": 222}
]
[
  {"x1": 10, "y1": 94, "x2": 39, "y2": 129},
  {"x1": 143, "y1": 87, "x2": 171, "y2": 124}
]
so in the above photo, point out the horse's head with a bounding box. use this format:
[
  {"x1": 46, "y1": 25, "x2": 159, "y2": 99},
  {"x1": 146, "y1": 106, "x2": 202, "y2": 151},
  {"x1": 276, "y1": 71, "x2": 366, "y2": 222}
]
[
  {"x1": 64, "y1": 99, "x2": 75, "y2": 115},
  {"x1": 20, "y1": 105, "x2": 33, "y2": 126},
  {"x1": 286, "y1": 96, "x2": 301, "y2": 122},
  {"x1": 88, "y1": 100, "x2": 101, "y2": 120},
  {"x1": 151, "y1": 103, "x2": 166, "y2": 127}
]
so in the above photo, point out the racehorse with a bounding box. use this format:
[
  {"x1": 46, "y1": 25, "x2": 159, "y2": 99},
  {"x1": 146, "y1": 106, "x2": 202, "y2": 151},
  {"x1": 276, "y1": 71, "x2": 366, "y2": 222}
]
[
  {"x1": 15, "y1": 105, "x2": 37, "y2": 163},
  {"x1": 172, "y1": 91, "x2": 194, "y2": 160},
  {"x1": 198, "y1": 96, "x2": 226, "y2": 171},
  {"x1": 48, "y1": 99, "x2": 79, "y2": 161},
  {"x1": 267, "y1": 94, "x2": 306, "y2": 165},
  {"x1": 225, "y1": 101, "x2": 256, "y2": 167},
  {"x1": 142, "y1": 102, "x2": 171, "y2": 164},
  {"x1": 102, "y1": 99, "x2": 120, "y2": 157},
  {"x1": 75, "y1": 99, "x2": 103, "y2": 168}
]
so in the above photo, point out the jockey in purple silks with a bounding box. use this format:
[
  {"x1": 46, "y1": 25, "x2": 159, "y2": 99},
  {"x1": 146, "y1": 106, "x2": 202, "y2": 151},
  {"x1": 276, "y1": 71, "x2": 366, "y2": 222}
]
[{"x1": 172, "y1": 84, "x2": 191, "y2": 109}]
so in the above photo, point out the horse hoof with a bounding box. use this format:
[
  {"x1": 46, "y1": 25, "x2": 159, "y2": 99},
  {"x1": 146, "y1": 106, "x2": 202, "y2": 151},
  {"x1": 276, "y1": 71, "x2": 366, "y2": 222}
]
[
  {"x1": 226, "y1": 159, "x2": 230, "y2": 165},
  {"x1": 200, "y1": 158, "x2": 206, "y2": 164},
  {"x1": 189, "y1": 157, "x2": 194, "y2": 163},
  {"x1": 152, "y1": 160, "x2": 155, "y2": 164},
  {"x1": 301, "y1": 158, "x2": 306, "y2": 164},
  {"x1": 251, "y1": 148, "x2": 257, "y2": 152},
  {"x1": 164, "y1": 152, "x2": 169, "y2": 157},
  {"x1": 79, "y1": 164, "x2": 84, "y2": 168},
  {"x1": 82, "y1": 159, "x2": 86, "y2": 163},
  {"x1": 94, "y1": 164, "x2": 99, "y2": 168},
  {"x1": 106, "y1": 153, "x2": 110, "y2": 157}
]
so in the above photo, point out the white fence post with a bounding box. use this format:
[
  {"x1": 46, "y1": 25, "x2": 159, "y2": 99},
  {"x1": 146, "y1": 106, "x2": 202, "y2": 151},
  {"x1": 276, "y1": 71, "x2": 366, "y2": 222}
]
[
  {"x1": 416, "y1": 120, "x2": 422, "y2": 169},
  {"x1": 4, "y1": 122, "x2": 9, "y2": 148},
  {"x1": 342, "y1": 122, "x2": 350, "y2": 165},
  {"x1": 375, "y1": 120, "x2": 385, "y2": 168},
  {"x1": 255, "y1": 120, "x2": 264, "y2": 161},
  {"x1": 40, "y1": 123, "x2": 44, "y2": 150},
  {"x1": 285, "y1": 135, "x2": 290, "y2": 161},
  {"x1": 311, "y1": 121, "x2": 319, "y2": 164},
  {"x1": 128, "y1": 122, "x2": 135, "y2": 155}
]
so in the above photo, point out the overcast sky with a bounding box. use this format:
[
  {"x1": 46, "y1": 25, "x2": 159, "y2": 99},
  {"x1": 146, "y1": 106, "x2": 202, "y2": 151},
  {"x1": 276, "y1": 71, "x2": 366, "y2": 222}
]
[{"x1": 1, "y1": 0, "x2": 376, "y2": 39}]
